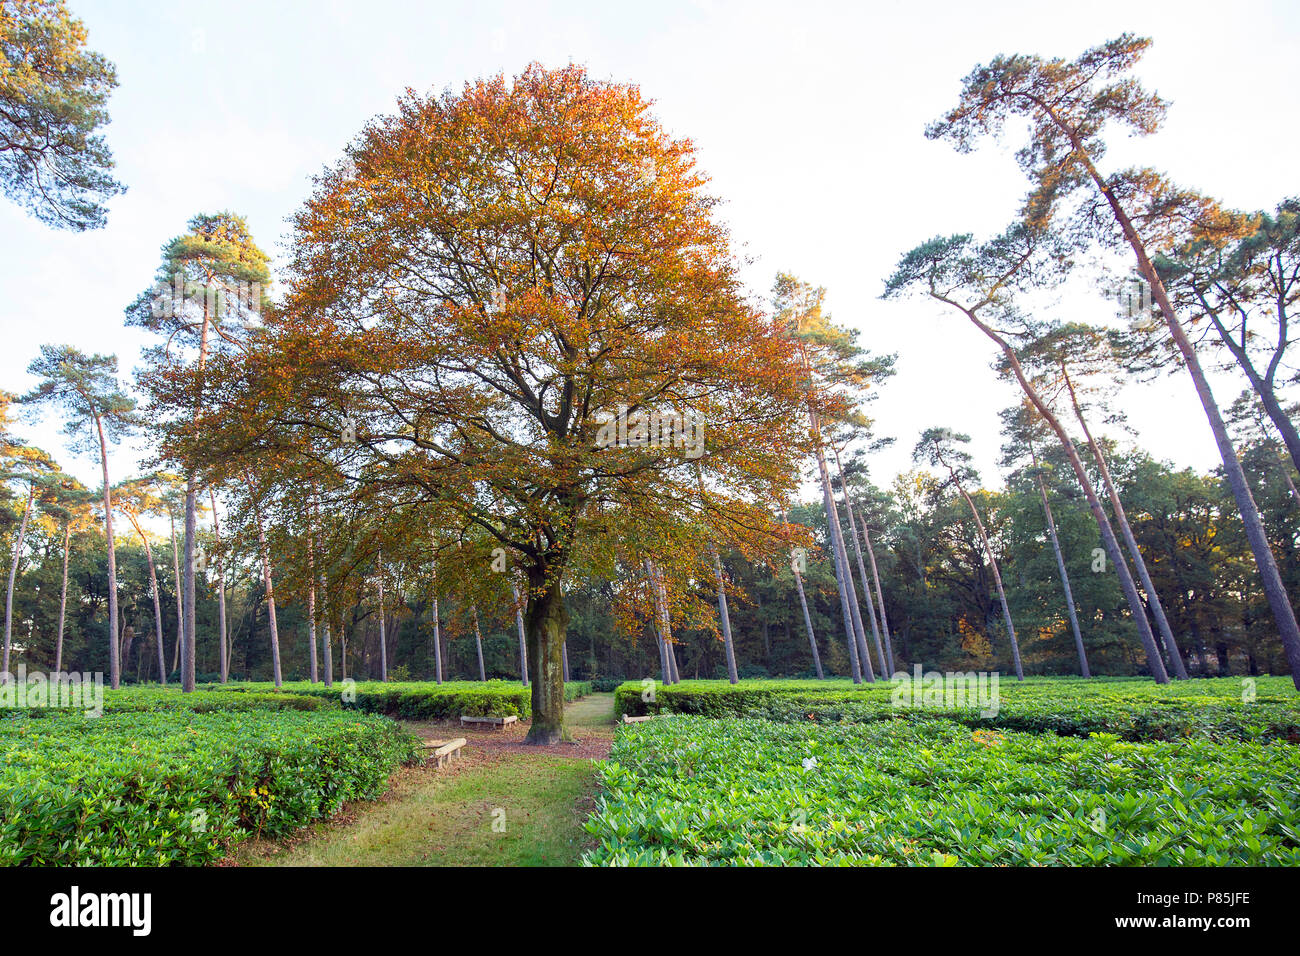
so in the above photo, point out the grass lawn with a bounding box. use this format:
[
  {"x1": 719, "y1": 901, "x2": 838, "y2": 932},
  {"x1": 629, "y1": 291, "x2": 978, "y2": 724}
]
[{"x1": 233, "y1": 693, "x2": 616, "y2": 867}]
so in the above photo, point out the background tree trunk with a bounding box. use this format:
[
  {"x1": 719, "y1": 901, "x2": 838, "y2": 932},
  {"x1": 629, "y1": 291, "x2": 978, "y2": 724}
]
[{"x1": 2, "y1": 484, "x2": 33, "y2": 677}]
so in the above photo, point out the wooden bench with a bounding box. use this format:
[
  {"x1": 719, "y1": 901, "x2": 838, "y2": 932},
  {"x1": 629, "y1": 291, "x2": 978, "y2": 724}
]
[
  {"x1": 622, "y1": 715, "x2": 653, "y2": 724},
  {"x1": 422, "y1": 737, "x2": 467, "y2": 768},
  {"x1": 459, "y1": 714, "x2": 518, "y2": 730}
]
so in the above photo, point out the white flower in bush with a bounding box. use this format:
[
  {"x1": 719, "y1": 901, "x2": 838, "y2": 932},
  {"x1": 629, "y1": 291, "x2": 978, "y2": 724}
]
[{"x1": 802, "y1": 756, "x2": 818, "y2": 770}]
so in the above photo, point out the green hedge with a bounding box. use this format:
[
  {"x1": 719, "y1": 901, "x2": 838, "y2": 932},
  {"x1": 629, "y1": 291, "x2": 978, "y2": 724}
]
[
  {"x1": 197, "y1": 679, "x2": 594, "y2": 721},
  {"x1": 0, "y1": 710, "x2": 420, "y2": 865},
  {"x1": 614, "y1": 677, "x2": 1300, "y2": 743},
  {"x1": 584, "y1": 716, "x2": 1300, "y2": 866}
]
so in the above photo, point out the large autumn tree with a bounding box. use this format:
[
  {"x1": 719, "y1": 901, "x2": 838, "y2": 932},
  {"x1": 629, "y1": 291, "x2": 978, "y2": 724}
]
[{"x1": 169, "y1": 64, "x2": 815, "y2": 741}]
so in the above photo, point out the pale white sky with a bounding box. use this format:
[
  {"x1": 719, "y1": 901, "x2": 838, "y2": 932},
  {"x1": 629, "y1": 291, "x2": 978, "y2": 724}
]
[{"x1": 1, "y1": 0, "x2": 1295, "y2": 492}]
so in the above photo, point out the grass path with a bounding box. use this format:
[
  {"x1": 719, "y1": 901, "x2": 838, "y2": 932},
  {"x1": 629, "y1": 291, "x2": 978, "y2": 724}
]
[{"x1": 232, "y1": 693, "x2": 617, "y2": 867}]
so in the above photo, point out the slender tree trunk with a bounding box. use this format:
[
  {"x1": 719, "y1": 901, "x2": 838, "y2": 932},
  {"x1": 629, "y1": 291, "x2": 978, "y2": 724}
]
[
  {"x1": 306, "y1": 525, "x2": 318, "y2": 684},
  {"x1": 1070, "y1": 142, "x2": 1299, "y2": 688},
  {"x1": 376, "y1": 548, "x2": 388, "y2": 681},
  {"x1": 651, "y1": 561, "x2": 682, "y2": 683},
  {"x1": 522, "y1": 566, "x2": 566, "y2": 744},
  {"x1": 861, "y1": 523, "x2": 896, "y2": 674},
  {"x1": 1064, "y1": 372, "x2": 1187, "y2": 678},
  {"x1": 2, "y1": 484, "x2": 33, "y2": 678},
  {"x1": 960, "y1": 309, "x2": 1169, "y2": 682},
  {"x1": 512, "y1": 582, "x2": 528, "y2": 687},
  {"x1": 182, "y1": 478, "x2": 197, "y2": 692},
  {"x1": 321, "y1": 583, "x2": 333, "y2": 688},
  {"x1": 168, "y1": 511, "x2": 182, "y2": 675},
  {"x1": 132, "y1": 522, "x2": 166, "y2": 689},
  {"x1": 832, "y1": 445, "x2": 889, "y2": 675},
  {"x1": 56, "y1": 521, "x2": 70, "y2": 675},
  {"x1": 432, "y1": 595, "x2": 442, "y2": 684},
  {"x1": 471, "y1": 605, "x2": 486, "y2": 680},
  {"x1": 948, "y1": 468, "x2": 1023, "y2": 681},
  {"x1": 209, "y1": 489, "x2": 228, "y2": 683},
  {"x1": 249, "y1": 483, "x2": 282, "y2": 688},
  {"x1": 813, "y1": 438, "x2": 867, "y2": 682},
  {"x1": 793, "y1": 567, "x2": 824, "y2": 678},
  {"x1": 562, "y1": 641, "x2": 571, "y2": 682},
  {"x1": 1036, "y1": 471, "x2": 1089, "y2": 677},
  {"x1": 95, "y1": 416, "x2": 121, "y2": 690},
  {"x1": 712, "y1": 551, "x2": 739, "y2": 683}
]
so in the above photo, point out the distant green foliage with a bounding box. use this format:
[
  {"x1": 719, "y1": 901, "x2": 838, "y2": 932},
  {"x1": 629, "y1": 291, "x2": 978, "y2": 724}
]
[
  {"x1": 584, "y1": 716, "x2": 1300, "y2": 865},
  {"x1": 0, "y1": 710, "x2": 420, "y2": 865},
  {"x1": 615, "y1": 676, "x2": 1300, "y2": 743}
]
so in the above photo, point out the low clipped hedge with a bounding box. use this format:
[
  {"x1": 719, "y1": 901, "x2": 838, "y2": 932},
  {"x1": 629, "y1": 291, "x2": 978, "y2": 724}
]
[
  {"x1": 615, "y1": 677, "x2": 1300, "y2": 743},
  {"x1": 198, "y1": 678, "x2": 594, "y2": 721},
  {"x1": 0, "y1": 709, "x2": 420, "y2": 865},
  {"x1": 1, "y1": 686, "x2": 327, "y2": 720}
]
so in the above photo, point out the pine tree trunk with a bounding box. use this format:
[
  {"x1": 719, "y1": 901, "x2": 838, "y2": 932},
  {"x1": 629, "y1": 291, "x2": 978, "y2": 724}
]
[
  {"x1": 471, "y1": 605, "x2": 486, "y2": 680},
  {"x1": 962, "y1": 311, "x2": 1169, "y2": 682},
  {"x1": 96, "y1": 416, "x2": 121, "y2": 690},
  {"x1": 251, "y1": 491, "x2": 282, "y2": 688},
  {"x1": 210, "y1": 489, "x2": 228, "y2": 683},
  {"x1": 833, "y1": 446, "x2": 889, "y2": 675},
  {"x1": 182, "y1": 479, "x2": 197, "y2": 691},
  {"x1": 1070, "y1": 145, "x2": 1298, "y2": 688},
  {"x1": 1037, "y1": 472, "x2": 1089, "y2": 677},
  {"x1": 169, "y1": 512, "x2": 182, "y2": 675},
  {"x1": 861, "y1": 523, "x2": 896, "y2": 674},
  {"x1": 376, "y1": 549, "x2": 388, "y2": 681},
  {"x1": 306, "y1": 529, "x2": 318, "y2": 684},
  {"x1": 2, "y1": 485, "x2": 33, "y2": 678},
  {"x1": 321, "y1": 584, "x2": 333, "y2": 687},
  {"x1": 793, "y1": 567, "x2": 824, "y2": 678},
  {"x1": 56, "y1": 522, "x2": 70, "y2": 675},
  {"x1": 512, "y1": 582, "x2": 528, "y2": 686},
  {"x1": 1065, "y1": 374, "x2": 1187, "y2": 678},
  {"x1": 432, "y1": 595, "x2": 442, "y2": 684},
  {"x1": 950, "y1": 470, "x2": 1023, "y2": 681},
  {"x1": 712, "y1": 551, "x2": 739, "y2": 683},
  {"x1": 813, "y1": 439, "x2": 867, "y2": 682},
  {"x1": 141, "y1": 533, "x2": 166, "y2": 688}
]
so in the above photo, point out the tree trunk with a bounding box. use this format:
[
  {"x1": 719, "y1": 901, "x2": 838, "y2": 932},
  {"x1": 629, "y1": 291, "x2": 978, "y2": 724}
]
[
  {"x1": 861, "y1": 523, "x2": 896, "y2": 675},
  {"x1": 209, "y1": 489, "x2": 228, "y2": 683},
  {"x1": 1064, "y1": 372, "x2": 1187, "y2": 678},
  {"x1": 95, "y1": 416, "x2": 121, "y2": 690},
  {"x1": 812, "y1": 437, "x2": 866, "y2": 682},
  {"x1": 793, "y1": 567, "x2": 824, "y2": 678},
  {"x1": 1036, "y1": 471, "x2": 1089, "y2": 677},
  {"x1": 951, "y1": 471, "x2": 1023, "y2": 681},
  {"x1": 523, "y1": 568, "x2": 567, "y2": 744},
  {"x1": 168, "y1": 511, "x2": 182, "y2": 675},
  {"x1": 376, "y1": 549, "x2": 388, "y2": 682},
  {"x1": 961, "y1": 310, "x2": 1169, "y2": 682},
  {"x1": 140, "y1": 531, "x2": 166, "y2": 689},
  {"x1": 471, "y1": 605, "x2": 486, "y2": 680},
  {"x1": 182, "y1": 479, "x2": 197, "y2": 691},
  {"x1": 251, "y1": 489, "x2": 282, "y2": 688},
  {"x1": 2, "y1": 484, "x2": 33, "y2": 678},
  {"x1": 712, "y1": 551, "x2": 739, "y2": 683},
  {"x1": 432, "y1": 595, "x2": 442, "y2": 684},
  {"x1": 512, "y1": 582, "x2": 528, "y2": 686},
  {"x1": 306, "y1": 527, "x2": 318, "y2": 684},
  {"x1": 321, "y1": 585, "x2": 334, "y2": 687},
  {"x1": 56, "y1": 521, "x2": 70, "y2": 675},
  {"x1": 1071, "y1": 143, "x2": 1299, "y2": 688},
  {"x1": 831, "y1": 447, "x2": 889, "y2": 676}
]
